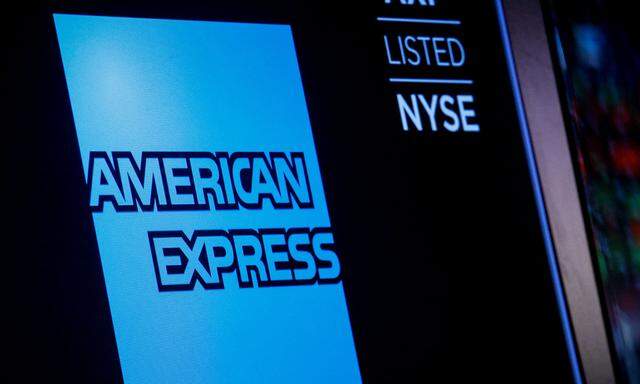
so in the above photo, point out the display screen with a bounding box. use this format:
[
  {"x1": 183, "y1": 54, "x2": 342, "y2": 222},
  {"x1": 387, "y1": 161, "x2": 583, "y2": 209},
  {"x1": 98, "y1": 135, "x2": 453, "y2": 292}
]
[
  {"x1": 54, "y1": 15, "x2": 360, "y2": 383},
  {"x1": 6, "y1": 0, "x2": 577, "y2": 382},
  {"x1": 546, "y1": 1, "x2": 640, "y2": 382}
]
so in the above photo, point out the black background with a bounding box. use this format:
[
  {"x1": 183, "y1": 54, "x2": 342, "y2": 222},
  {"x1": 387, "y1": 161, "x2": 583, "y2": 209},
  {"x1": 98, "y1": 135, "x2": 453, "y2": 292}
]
[{"x1": 3, "y1": 0, "x2": 575, "y2": 382}]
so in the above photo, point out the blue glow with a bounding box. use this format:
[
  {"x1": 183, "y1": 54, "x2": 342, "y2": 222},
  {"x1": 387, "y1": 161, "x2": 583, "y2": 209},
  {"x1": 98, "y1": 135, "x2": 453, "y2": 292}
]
[
  {"x1": 54, "y1": 14, "x2": 361, "y2": 384},
  {"x1": 493, "y1": 1, "x2": 583, "y2": 383}
]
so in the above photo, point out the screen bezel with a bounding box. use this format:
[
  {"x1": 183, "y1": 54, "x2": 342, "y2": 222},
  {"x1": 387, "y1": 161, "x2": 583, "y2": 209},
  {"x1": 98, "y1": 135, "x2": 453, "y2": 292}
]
[{"x1": 502, "y1": 0, "x2": 616, "y2": 382}]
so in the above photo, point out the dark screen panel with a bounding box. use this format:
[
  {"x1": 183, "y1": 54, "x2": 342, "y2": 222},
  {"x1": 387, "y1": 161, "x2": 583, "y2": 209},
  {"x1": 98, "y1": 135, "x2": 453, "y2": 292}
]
[{"x1": 4, "y1": 1, "x2": 576, "y2": 382}]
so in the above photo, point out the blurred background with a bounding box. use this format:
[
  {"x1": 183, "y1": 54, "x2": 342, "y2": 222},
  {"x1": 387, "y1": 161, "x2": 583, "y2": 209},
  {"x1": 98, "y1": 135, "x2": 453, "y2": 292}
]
[{"x1": 546, "y1": 0, "x2": 640, "y2": 382}]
